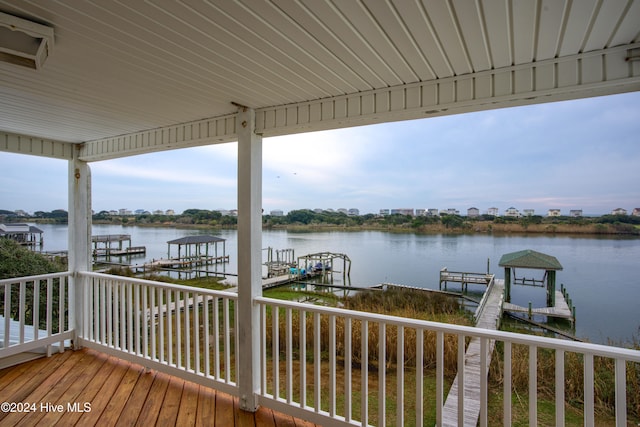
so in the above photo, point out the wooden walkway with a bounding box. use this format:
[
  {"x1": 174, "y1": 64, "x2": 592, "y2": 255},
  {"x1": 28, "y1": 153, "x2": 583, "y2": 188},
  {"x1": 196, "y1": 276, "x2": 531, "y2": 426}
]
[
  {"x1": 441, "y1": 278, "x2": 505, "y2": 427},
  {"x1": 0, "y1": 348, "x2": 317, "y2": 427},
  {"x1": 503, "y1": 290, "x2": 574, "y2": 320}
]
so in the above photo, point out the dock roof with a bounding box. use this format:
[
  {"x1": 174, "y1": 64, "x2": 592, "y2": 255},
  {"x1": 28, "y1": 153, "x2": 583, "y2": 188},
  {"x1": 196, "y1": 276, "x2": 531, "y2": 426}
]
[
  {"x1": 167, "y1": 235, "x2": 225, "y2": 245},
  {"x1": 498, "y1": 250, "x2": 563, "y2": 271}
]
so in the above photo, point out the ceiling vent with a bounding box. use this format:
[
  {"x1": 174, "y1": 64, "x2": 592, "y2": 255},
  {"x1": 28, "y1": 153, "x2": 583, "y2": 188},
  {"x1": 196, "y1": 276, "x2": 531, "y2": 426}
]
[{"x1": 0, "y1": 11, "x2": 54, "y2": 70}]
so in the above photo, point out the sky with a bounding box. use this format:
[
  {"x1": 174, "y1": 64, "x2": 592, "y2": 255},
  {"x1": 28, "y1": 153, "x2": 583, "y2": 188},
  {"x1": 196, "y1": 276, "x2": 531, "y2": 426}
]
[{"x1": 1, "y1": 91, "x2": 639, "y2": 216}]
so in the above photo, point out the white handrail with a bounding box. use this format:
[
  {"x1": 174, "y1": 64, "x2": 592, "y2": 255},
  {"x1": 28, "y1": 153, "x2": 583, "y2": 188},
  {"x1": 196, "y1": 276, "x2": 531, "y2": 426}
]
[{"x1": 0, "y1": 271, "x2": 73, "y2": 359}]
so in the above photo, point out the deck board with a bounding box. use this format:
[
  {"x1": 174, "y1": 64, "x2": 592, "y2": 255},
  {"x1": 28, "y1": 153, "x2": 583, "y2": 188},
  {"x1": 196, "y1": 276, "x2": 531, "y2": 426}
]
[
  {"x1": 135, "y1": 371, "x2": 171, "y2": 426},
  {"x1": 0, "y1": 347, "x2": 320, "y2": 426}
]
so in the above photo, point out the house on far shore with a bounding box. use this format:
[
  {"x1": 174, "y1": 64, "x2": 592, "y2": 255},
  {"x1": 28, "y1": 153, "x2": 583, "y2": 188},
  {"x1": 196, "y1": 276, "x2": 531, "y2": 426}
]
[
  {"x1": 486, "y1": 207, "x2": 499, "y2": 217},
  {"x1": 504, "y1": 207, "x2": 520, "y2": 217},
  {"x1": 632, "y1": 208, "x2": 640, "y2": 216},
  {"x1": 467, "y1": 207, "x2": 480, "y2": 218},
  {"x1": 547, "y1": 209, "x2": 562, "y2": 217},
  {"x1": 611, "y1": 208, "x2": 627, "y2": 215},
  {"x1": 569, "y1": 209, "x2": 583, "y2": 217},
  {"x1": 523, "y1": 209, "x2": 535, "y2": 216}
]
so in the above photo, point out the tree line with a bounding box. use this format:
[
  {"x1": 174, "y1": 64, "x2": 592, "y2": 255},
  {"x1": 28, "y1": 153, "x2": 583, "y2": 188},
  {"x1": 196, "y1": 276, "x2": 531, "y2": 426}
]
[{"x1": 2, "y1": 208, "x2": 639, "y2": 232}]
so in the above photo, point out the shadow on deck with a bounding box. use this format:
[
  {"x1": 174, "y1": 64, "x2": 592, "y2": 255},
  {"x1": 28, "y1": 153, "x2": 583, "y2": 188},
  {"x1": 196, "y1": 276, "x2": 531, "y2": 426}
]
[{"x1": 0, "y1": 348, "x2": 318, "y2": 427}]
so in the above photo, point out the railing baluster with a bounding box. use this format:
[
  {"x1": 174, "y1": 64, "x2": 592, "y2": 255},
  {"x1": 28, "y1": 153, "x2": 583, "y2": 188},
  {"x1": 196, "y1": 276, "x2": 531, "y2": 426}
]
[
  {"x1": 397, "y1": 325, "x2": 404, "y2": 427},
  {"x1": 100, "y1": 278, "x2": 106, "y2": 345},
  {"x1": 458, "y1": 334, "x2": 465, "y2": 427},
  {"x1": 504, "y1": 341, "x2": 512, "y2": 427},
  {"x1": 480, "y1": 337, "x2": 488, "y2": 427},
  {"x1": 614, "y1": 358, "x2": 626, "y2": 425},
  {"x1": 436, "y1": 331, "x2": 443, "y2": 426},
  {"x1": 107, "y1": 279, "x2": 113, "y2": 347},
  {"x1": 555, "y1": 349, "x2": 565, "y2": 427},
  {"x1": 223, "y1": 297, "x2": 230, "y2": 383},
  {"x1": 142, "y1": 285, "x2": 148, "y2": 357},
  {"x1": 19, "y1": 280, "x2": 25, "y2": 344},
  {"x1": 127, "y1": 282, "x2": 133, "y2": 353},
  {"x1": 120, "y1": 281, "x2": 126, "y2": 351},
  {"x1": 3, "y1": 284, "x2": 10, "y2": 348},
  {"x1": 214, "y1": 296, "x2": 220, "y2": 379},
  {"x1": 185, "y1": 290, "x2": 190, "y2": 371},
  {"x1": 286, "y1": 307, "x2": 293, "y2": 404},
  {"x1": 329, "y1": 314, "x2": 336, "y2": 417},
  {"x1": 584, "y1": 353, "x2": 594, "y2": 427},
  {"x1": 134, "y1": 283, "x2": 140, "y2": 355},
  {"x1": 193, "y1": 293, "x2": 199, "y2": 374},
  {"x1": 114, "y1": 282, "x2": 120, "y2": 349},
  {"x1": 150, "y1": 284, "x2": 156, "y2": 359},
  {"x1": 234, "y1": 298, "x2": 239, "y2": 384},
  {"x1": 47, "y1": 278, "x2": 53, "y2": 339},
  {"x1": 93, "y1": 278, "x2": 99, "y2": 342},
  {"x1": 314, "y1": 311, "x2": 321, "y2": 412},
  {"x1": 33, "y1": 280, "x2": 39, "y2": 341},
  {"x1": 416, "y1": 328, "x2": 424, "y2": 427},
  {"x1": 529, "y1": 345, "x2": 537, "y2": 426},
  {"x1": 260, "y1": 303, "x2": 267, "y2": 394},
  {"x1": 201, "y1": 293, "x2": 207, "y2": 375},
  {"x1": 299, "y1": 309, "x2": 307, "y2": 409},
  {"x1": 344, "y1": 317, "x2": 352, "y2": 422},
  {"x1": 158, "y1": 287, "x2": 164, "y2": 362},
  {"x1": 379, "y1": 322, "x2": 386, "y2": 427},
  {"x1": 176, "y1": 290, "x2": 181, "y2": 368},
  {"x1": 166, "y1": 288, "x2": 172, "y2": 365},
  {"x1": 361, "y1": 319, "x2": 368, "y2": 426}
]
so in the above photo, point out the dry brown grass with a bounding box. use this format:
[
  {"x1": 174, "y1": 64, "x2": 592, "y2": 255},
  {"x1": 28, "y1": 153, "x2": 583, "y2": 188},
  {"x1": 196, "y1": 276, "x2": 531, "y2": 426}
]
[{"x1": 488, "y1": 341, "x2": 640, "y2": 423}]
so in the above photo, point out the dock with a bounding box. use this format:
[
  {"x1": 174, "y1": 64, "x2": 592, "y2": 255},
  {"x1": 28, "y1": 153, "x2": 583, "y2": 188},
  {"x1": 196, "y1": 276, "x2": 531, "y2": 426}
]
[
  {"x1": 441, "y1": 278, "x2": 504, "y2": 427},
  {"x1": 503, "y1": 290, "x2": 574, "y2": 321},
  {"x1": 439, "y1": 267, "x2": 492, "y2": 291},
  {"x1": 144, "y1": 255, "x2": 230, "y2": 270}
]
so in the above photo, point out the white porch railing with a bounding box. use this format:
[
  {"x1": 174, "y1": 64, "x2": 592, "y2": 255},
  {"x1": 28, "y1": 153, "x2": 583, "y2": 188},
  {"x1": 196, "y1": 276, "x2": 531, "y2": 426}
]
[
  {"x1": 1, "y1": 272, "x2": 639, "y2": 426},
  {"x1": 78, "y1": 272, "x2": 239, "y2": 396},
  {"x1": 0, "y1": 271, "x2": 73, "y2": 359},
  {"x1": 255, "y1": 296, "x2": 640, "y2": 427}
]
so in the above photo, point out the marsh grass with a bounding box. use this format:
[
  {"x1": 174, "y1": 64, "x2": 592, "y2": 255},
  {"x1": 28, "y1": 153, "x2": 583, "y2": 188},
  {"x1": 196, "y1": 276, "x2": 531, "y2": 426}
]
[{"x1": 488, "y1": 340, "x2": 640, "y2": 425}]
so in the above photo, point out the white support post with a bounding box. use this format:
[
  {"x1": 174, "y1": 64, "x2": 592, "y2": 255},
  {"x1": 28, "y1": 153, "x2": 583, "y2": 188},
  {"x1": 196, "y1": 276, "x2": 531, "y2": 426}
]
[
  {"x1": 236, "y1": 107, "x2": 262, "y2": 412},
  {"x1": 68, "y1": 155, "x2": 92, "y2": 349}
]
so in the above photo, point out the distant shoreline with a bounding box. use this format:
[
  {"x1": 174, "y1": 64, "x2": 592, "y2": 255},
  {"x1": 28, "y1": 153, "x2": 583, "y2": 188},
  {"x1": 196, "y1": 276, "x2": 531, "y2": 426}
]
[{"x1": 84, "y1": 219, "x2": 640, "y2": 236}]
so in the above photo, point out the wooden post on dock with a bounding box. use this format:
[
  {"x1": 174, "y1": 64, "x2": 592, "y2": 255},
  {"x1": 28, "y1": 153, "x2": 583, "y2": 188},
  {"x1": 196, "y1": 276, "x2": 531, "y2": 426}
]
[
  {"x1": 547, "y1": 270, "x2": 556, "y2": 307},
  {"x1": 504, "y1": 267, "x2": 511, "y2": 302}
]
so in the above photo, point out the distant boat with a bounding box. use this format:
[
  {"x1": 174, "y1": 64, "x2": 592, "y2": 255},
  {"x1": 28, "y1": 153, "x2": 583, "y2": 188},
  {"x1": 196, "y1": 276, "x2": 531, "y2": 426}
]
[{"x1": 311, "y1": 262, "x2": 331, "y2": 272}]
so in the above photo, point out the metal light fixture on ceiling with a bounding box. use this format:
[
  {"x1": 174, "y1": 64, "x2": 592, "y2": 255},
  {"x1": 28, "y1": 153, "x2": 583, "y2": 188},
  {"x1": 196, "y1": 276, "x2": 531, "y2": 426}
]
[{"x1": 0, "y1": 11, "x2": 54, "y2": 70}]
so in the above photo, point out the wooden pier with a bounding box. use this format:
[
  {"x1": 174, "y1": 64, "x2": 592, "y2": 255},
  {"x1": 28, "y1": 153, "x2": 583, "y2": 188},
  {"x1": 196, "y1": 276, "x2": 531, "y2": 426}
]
[
  {"x1": 441, "y1": 278, "x2": 504, "y2": 427},
  {"x1": 439, "y1": 268, "x2": 492, "y2": 291},
  {"x1": 503, "y1": 290, "x2": 574, "y2": 321},
  {"x1": 144, "y1": 255, "x2": 230, "y2": 270}
]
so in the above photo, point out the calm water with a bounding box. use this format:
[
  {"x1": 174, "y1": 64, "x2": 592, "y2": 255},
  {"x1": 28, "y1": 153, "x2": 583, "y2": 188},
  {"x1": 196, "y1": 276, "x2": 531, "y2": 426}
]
[{"x1": 37, "y1": 224, "x2": 640, "y2": 345}]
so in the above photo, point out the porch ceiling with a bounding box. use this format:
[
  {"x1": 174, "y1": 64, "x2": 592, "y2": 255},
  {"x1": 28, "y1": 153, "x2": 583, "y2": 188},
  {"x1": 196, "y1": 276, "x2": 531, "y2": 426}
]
[{"x1": 1, "y1": 1, "x2": 639, "y2": 160}]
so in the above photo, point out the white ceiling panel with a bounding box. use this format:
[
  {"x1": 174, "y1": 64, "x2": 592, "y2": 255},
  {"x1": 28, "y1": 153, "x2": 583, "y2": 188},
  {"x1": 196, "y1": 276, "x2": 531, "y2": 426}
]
[{"x1": 0, "y1": 0, "x2": 638, "y2": 147}]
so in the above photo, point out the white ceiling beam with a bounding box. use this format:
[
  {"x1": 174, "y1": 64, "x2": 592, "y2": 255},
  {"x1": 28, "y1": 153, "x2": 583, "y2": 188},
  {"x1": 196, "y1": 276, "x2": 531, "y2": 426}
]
[
  {"x1": 0, "y1": 131, "x2": 74, "y2": 160},
  {"x1": 78, "y1": 113, "x2": 238, "y2": 162},
  {"x1": 73, "y1": 43, "x2": 640, "y2": 162},
  {"x1": 256, "y1": 43, "x2": 640, "y2": 138}
]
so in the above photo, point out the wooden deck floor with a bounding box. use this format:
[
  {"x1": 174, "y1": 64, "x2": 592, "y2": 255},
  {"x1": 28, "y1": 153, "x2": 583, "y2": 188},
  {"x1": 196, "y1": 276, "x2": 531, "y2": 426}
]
[{"x1": 0, "y1": 348, "x2": 318, "y2": 427}]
